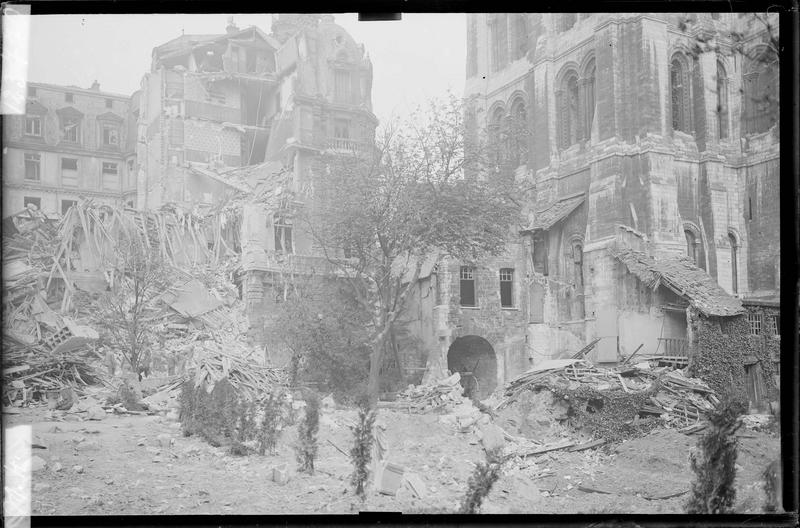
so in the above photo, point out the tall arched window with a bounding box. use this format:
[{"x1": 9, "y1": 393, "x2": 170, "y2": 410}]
[
  {"x1": 488, "y1": 106, "x2": 506, "y2": 163},
  {"x1": 490, "y1": 14, "x2": 508, "y2": 72},
  {"x1": 509, "y1": 98, "x2": 528, "y2": 165},
  {"x1": 743, "y1": 49, "x2": 779, "y2": 134},
  {"x1": 717, "y1": 61, "x2": 729, "y2": 139},
  {"x1": 558, "y1": 71, "x2": 580, "y2": 149},
  {"x1": 685, "y1": 229, "x2": 697, "y2": 264},
  {"x1": 583, "y1": 59, "x2": 596, "y2": 139},
  {"x1": 729, "y1": 233, "x2": 738, "y2": 294},
  {"x1": 670, "y1": 55, "x2": 693, "y2": 133},
  {"x1": 512, "y1": 14, "x2": 528, "y2": 61}
]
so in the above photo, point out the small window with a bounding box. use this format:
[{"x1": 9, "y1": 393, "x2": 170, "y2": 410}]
[
  {"x1": 24, "y1": 196, "x2": 41, "y2": 210},
  {"x1": 105, "y1": 98, "x2": 113, "y2": 109},
  {"x1": 747, "y1": 313, "x2": 762, "y2": 335},
  {"x1": 24, "y1": 153, "x2": 41, "y2": 181},
  {"x1": 61, "y1": 157, "x2": 78, "y2": 186},
  {"x1": 274, "y1": 217, "x2": 293, "y2": 254},
  {"x1": 25, "y1": 116, "x2": 42, "y2": 137},
  {"x1": 500, "y1": 268, "x2": 514, "y2": 308},
  {"x1": 102, "y1": 162, "x2": 118, "y2": 175},
  {"x1": 65, "y1": 93, "x2": 74, "y2": 103},
  {"x1": 27, "y1": 86, "x2": 36, "y2": 97},
  {"x1": 61, "y1": 158, "x2": 78, "y2": 171},
  {"x1": 769, "y1": 315, "x2": 780, "y2": 336},
  {"x1": 102, "y1": 124, "x2": 119, "y2": 146},
  {"x1": 460, "y1": 266, "x2": 476, "y2": 307},
  {"x1": 61, "y1": 200, "x2": 77, "y2": 215}
]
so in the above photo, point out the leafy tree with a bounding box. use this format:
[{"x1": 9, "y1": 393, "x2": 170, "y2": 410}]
[
  {"x1": 350, "y1": 397, "x2": 376, "y2": 500},
  {"x1": 302, "y1": 93, "x2": 522, "y2": 406}
]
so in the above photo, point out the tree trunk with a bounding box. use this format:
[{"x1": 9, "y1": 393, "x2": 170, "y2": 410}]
[{"x1": 367, "y1": 338, "x2": 384, "y2": 408}]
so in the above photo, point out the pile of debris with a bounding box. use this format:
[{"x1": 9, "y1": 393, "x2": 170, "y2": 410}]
[
  {"x1": 491, "y1": 358, "x2": 719, "y2": 441},
  {"x1": 380, "y1": 373, "x2": 465, "y2": 413}
]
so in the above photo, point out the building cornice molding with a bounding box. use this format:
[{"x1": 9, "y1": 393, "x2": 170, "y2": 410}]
[{"x1": 3, "y1": 181, "x2": 124, "y2": 198}]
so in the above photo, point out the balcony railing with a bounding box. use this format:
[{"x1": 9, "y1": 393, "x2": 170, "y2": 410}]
[{"x1": 657, "y1": 337, "x2": 689, "y2": 358}]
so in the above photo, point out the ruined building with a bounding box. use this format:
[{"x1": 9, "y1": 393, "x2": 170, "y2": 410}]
[
  {"x1": 413, "y1": 13, "x2": 780, "y2": 406},
  {"x1": 3, "y1": 81, "x2": 137, "y2": 216}
]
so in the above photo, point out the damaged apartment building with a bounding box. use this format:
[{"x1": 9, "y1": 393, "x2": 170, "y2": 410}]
[{"x1": 401, "y1": 13, "x2": 781, "y2": 407}]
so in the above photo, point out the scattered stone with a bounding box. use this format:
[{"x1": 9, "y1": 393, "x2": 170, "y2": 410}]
[
  {"x1": 33, "y1": 483, "x2": 51, "y2": 493},
  {"x1": 51, "y1": 462, "x2": 64, "y2": 473},
  {"x1": 47, "y1": 425, "x2": 63, "y2": 434},
  {"x1": 104, "y1": 479, "x2": 114, "y2": 485},
  {"x1": 153, "y1": 457, "x2": 163, "y2": 464},
  {"x1": 146, "y1": 446, "x2": 161, "y2": 456},
  {"x1": 157, "y1": 433, "x2": 175, "y2": 448},
  {"x1": 136, "y1": 438, "x2": 146, "y2": 446},
  {"x1": 31, "y1": 456, "x2": 47, "y2": 472},
  {"x1": 86, "y1": 406, "x2": 107, "y2": 421},
  {"x1": 72, "y1": 465, "x2": 84, "y2": 474},
  {"x1": 321, "y1": 395, "x2": 336, "y2": 411}
]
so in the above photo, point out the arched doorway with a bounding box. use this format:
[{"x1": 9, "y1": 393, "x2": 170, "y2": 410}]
[{"x1": 447, "y1": 336, "x2": 497, "y2": 400}]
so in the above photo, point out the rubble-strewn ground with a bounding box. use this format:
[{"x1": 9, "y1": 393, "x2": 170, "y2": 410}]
[{"x1": 6, "y1": 404, "x2": 779, "y2": 515}]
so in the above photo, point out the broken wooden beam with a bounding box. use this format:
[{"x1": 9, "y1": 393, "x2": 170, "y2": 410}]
[{"x1": 567, "y1": 439, "x2": 606, "y2": 452}]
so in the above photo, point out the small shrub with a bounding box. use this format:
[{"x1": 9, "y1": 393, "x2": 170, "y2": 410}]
[
  {"x1": 460, "y1": 447, "x2": 503, "y2": 514},
  {"x1": 350, "y1": 399, "x2": 376, "y2": 500},
  {"x1": 295, "y1": 391, "x2": 320, "y2": 474},
  {"x1": 258, "y1": 390, "x2": 286, "y2": 455},
  {"x1": 686, "y1": 394, "x2": 746, "y2": 513}
]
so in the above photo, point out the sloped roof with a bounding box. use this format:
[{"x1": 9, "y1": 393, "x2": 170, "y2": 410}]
[
  {"x1": 525, "y1": 194, "x2": 585, "y2": 232},
  {"x1": 97, "y1": 111, "x2": 124, "y2": 122},
  {"x1": 25, "y1": 100, "x2": 48, "y2": 115},
  {"x1": 391, "y1": 251, "x2": 440, "y2": 284},
  {"x1": 610, "y1": 246, "x2": 744, "y2": 317}
]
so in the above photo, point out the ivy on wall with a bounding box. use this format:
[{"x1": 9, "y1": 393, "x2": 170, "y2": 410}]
[{"x1": 689, "y1": 307, "x2": 780, "y2": 406}]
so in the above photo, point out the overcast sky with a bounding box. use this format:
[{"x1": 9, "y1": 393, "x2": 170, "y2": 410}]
[{"x1": 23, "y1": 13, "x2": 466, "y2": 126}]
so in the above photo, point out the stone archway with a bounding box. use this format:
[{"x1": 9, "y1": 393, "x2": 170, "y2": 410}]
[{"x1": 447, "y1": 336, "x2": 497, "y2": 400}]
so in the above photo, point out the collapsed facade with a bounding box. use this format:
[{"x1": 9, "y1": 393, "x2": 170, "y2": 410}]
[{"x1": 407, "y1": 13, "x2": 780, "y2": 406}]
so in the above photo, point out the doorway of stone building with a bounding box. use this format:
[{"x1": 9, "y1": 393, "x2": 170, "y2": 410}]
[{"x1": 447, "y1": 336, "x2": 497, "y2": 401}]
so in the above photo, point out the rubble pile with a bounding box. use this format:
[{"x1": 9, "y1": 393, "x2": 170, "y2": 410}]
[
  {"x1": 492, "y1": 358, "x2": 719, "y2": 442},
  {"x1": 383, "y1": 373, "x2": 465, "y2": 413}
]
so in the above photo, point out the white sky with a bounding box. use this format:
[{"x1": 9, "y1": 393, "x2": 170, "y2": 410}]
[{"x1": 23, "y1": 13, "x2": 466, "y2": 126}]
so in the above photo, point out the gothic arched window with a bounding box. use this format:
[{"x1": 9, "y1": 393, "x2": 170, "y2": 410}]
[
  {"x1": 743, "y1": 49, "x2": 779, "y2": 135},
  {"x1": 729, "y1": 232, "x2": 739, "y2": 293},
  {"x1": 670, "y1": 55, "x2": 693, "y2": 133},
  {"x1": 558, "y1": 71, "x2": 580, "y2": 149},
  {"x1": 717, "y1": 61, "x2": 730, "y2": 139},
  {"x1": 512, "y1": 15, "x2": 528, "y2": 61},
  {"x1": 685, "y1": 229, "x2": 697, "y2": 263},
  {"x1": 509, "y1": 98, "x2": 528, "y2": 165},
  {"x1": 488, "y1": 106, "x2": 506, "y2": 163}
]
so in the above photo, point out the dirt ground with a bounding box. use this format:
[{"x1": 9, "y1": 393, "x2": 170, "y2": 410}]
[{"x1": 4, "y1": 404, "x2": 781, "y2": 515}]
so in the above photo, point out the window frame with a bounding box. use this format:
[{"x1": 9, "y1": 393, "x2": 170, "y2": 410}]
[
  {"x1": 102, "y1": 123, "x2": 120, "y2": 147},
  {"x1": 61, "y1": 157, "x2": 79, "y2": 187},
  {"x1": 500, "y1": 268, "x2": 515, "y2": 308},
  {"x1": 61, "y1": 116, "x2": 81, "y2": 143},
  {"x1": 274, "y1": 216, "x2": 294, "y2": 254},
  {"x1": 24, "y1": 153, "x2": 41, "y2": 182},
  {"x1": 747, "y1": 312, "x2": 762, "y2": 335},
  {"x1": 460, "y1": 266, "x2": 477, "y2": 307},
  {"x1": 24, "y1": 115, "x2": 42, "y2": 137}
]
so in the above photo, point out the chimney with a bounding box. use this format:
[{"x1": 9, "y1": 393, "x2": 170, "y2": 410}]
[
  {"x1": 226, "y1": 16, "x2": 239, "y2": 35},
  {"x1": 89, "y1": 80, "x2": 100, "y2": 91}
]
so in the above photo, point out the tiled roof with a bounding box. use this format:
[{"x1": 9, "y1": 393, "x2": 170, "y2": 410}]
[
  {"x1": 610, "y1": 246, "x2": 744, "y2": 317},
  {"x1": 525, "y1": 194, "x2": 585, "y2": 232}
]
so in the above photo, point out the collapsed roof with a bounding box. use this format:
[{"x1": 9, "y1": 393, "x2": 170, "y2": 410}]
[
  {"x1": 523, "y1": 194, "x2": 585, "y2": 232},
  {"x1": 609, "y1": 246, "x2": 744, "y2": 317}
]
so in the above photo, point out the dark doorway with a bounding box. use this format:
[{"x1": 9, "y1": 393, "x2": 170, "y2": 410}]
[{"x1": 447, "y1": 336, "x2": 497, "y2": 400}]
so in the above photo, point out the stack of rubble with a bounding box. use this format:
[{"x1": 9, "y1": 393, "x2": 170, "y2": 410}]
[
  {"x1": 382, "y1": 373, "x2": 464, "y2": 413},
  {"x1": 495, "y1": 358, "x2": 719, "y2": 432}
]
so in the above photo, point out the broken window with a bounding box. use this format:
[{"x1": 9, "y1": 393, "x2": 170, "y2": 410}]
[
  {"x1": 769, "y1": 315, "x2": 779, "y2": 336},
  {"x1": 61, "y1": 158, "x2": 78, "y2": 186},
  {"x1": 25, "y1": 116, "x2": 42, "y2": 137},
  {"x1": 102, "y1": 162, "x2": 119, "y2": 190},
  {"x1": 102, "y1": 124, "x2": 119, "y2": 146},
  {"x1": 24, "y1": 196, "x2": 41, "y2": 210},
  {"x1": 61, "y1": 117, "x2": 80, "y2": 143},
  {"x1": 61, "y1": 199, "x2": 77, "y2": 215},
  {"x1": 460, "y1": 266, "x2": 476, "y2": 307},
  {"x1": 24, "y1": 153, "x2": 41, "y2": 181},
  {"x1": 747, "y1": 313, "x2": 762, "y2": 335},
  {"x1": 274, "y1": 217, "x2": 293, "y2": 254},
  {"x1": 500, "y1": 268, "x2": 514, "y2": 308}
]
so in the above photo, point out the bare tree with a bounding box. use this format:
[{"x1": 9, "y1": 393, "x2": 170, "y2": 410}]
[{"x1": 302, "y1": 93, "x2": 523, "y2": 406}]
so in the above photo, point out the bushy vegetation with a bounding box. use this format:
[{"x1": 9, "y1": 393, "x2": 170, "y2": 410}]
[
  {"x1": 686, "y1": 392, "x2": 746, "y2": 514},
  {"x1": 460, "y1": 447, "x2": 503, "y2": 514},
  {"x1": 179, "y1": 377, "x2": 287, "y2": 456},
  {"x1": 266, "y1": 278, "x2": 372, "y2": 404},
  {"x1": 295, "y1": 391, "x2": 320, "y2": 474}
]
